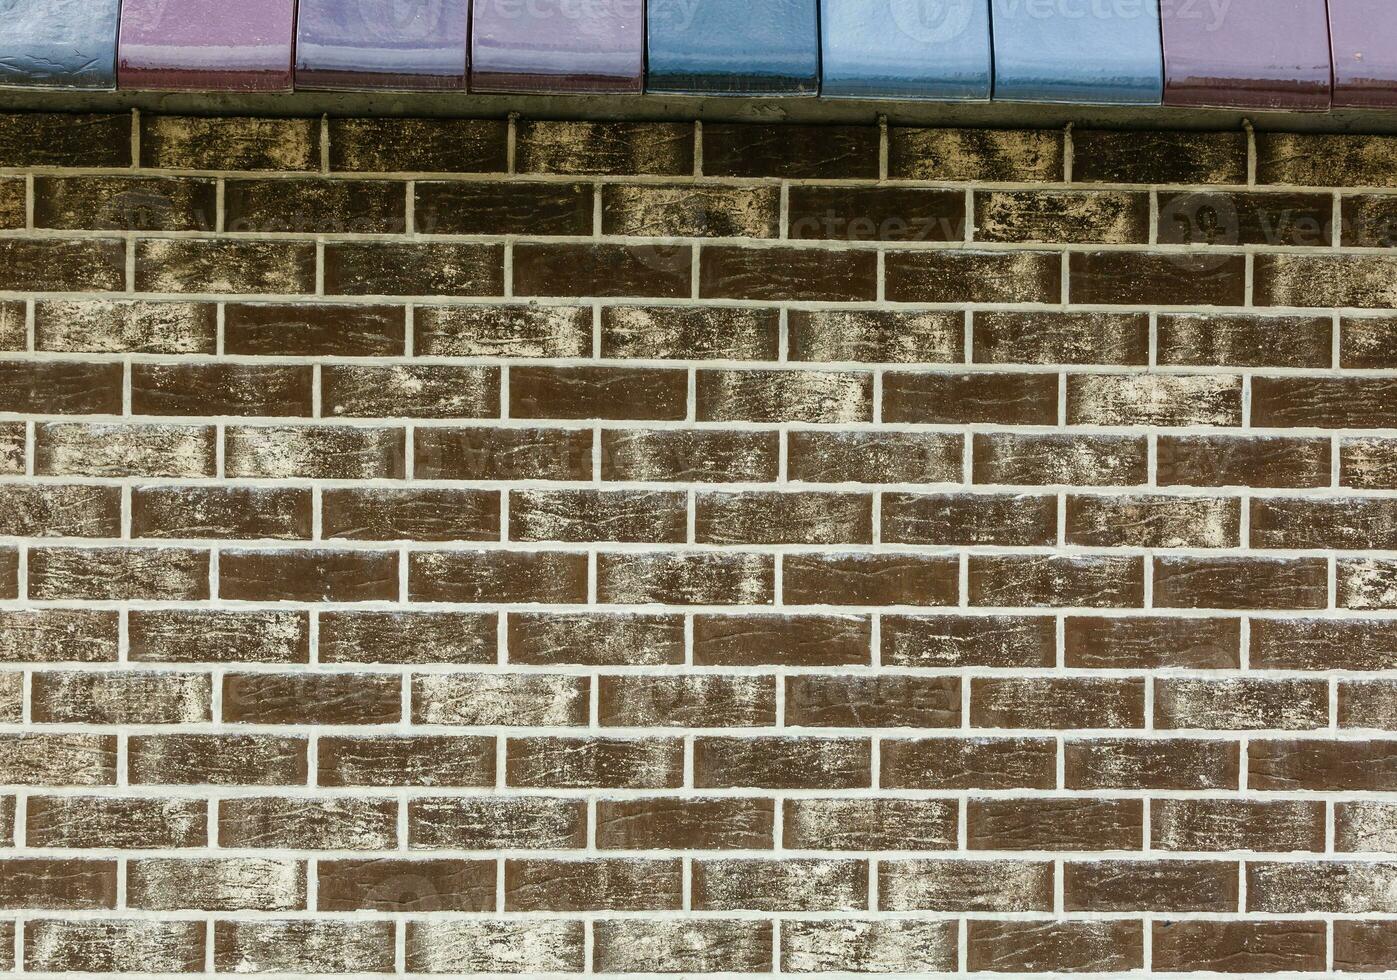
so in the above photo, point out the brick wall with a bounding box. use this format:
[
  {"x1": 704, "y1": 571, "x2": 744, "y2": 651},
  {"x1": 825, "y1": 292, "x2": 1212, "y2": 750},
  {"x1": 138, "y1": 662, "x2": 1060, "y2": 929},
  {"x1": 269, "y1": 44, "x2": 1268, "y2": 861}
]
[{"x1": 0, "y1": 110, "x2": 1396, "y2": 974}]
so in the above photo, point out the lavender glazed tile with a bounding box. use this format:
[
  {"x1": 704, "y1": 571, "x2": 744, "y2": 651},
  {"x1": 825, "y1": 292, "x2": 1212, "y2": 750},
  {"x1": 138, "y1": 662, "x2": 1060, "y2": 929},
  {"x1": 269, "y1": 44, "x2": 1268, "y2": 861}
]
[
  {"x1": 297, "y1": 0, "x2": 470, "y2": 91},
  {"x1": 1329, "y1": 0, "x2": 1397, "y2": 108},
  {"x1": 471, "y1": 0, "x2": 643, "y2": 94},
  {"x1": 118, "y1": 0, "x2": 296, "y2": 92}
]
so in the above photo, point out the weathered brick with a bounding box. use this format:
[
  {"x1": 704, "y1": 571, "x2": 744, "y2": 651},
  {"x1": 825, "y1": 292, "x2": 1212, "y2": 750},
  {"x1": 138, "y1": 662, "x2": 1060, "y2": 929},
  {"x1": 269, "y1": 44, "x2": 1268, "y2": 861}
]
[
  {"x1": 507, "y1": 736, "x2": 682, "y2": 788},
  {"x1": 694, "y1": 859, "x2": 867, "y2": 911},
  {"x1": 509, "y1": 612, "x2": 684, "y2": 665},
  {"x1": 791, "y1": 186, "x2": 964, "y2": 241},
  {"x1": 890, "y1": 127, "x2": 1063, "y2": 181},
  {"x1": 1153, "y1": 920, "x2": 1325, "y2": 974},
  {"x1": 29, "y1": 547, "x2": 209, "y2": 601},
  {"x1": 510, "y1": 365, "x2": 686, "y2": 420},
  {"x1": 882, "y1": 615, "x2": 1056, "y2": 668},
  {"x1": 26, "y1": 920, "x2": 205, "y2": 973},
  {"x1": 1256, "y1": 132, "x2": 1397, "y2": 187},
  {"x1": 788, "y1": 309, "x2": 962, "y2": 363},
  {"x1": 320, "y1": 611, "x2": 495, "y2": 664},
  {"x1": 969, "y1": 555, "x2": 1145, "y2": 608},
  {"x1": 27, "y1": 796, "x2": 206, "y2": 848},
  {"x1": 213, "y1": 920, "x2": 394, "y2": 974},
  {"x1": 131, "y1": 485, "x2": 310, "y2": 539},
  {"x1": 1066, "y1": 738, "x2": 1239, "y2": 790},
  {"x1": 141, "y1": 116, "x2": 319, "y2": 171},
  {"x1": 325, "y1": 242, "x2": 503, "y2": 296},
  {"x1": 695, "y1": 736, "x2": 870, "y2": 789},
  {"x1": 412, "y1": 796, "x2": 585, "y2": 848},
  {"x1": 322, "y1": 488, "x2": 499, "y2": 541},
  {"x1": 596, "y1": 797, "x2": 773, "y2": 850},
  {"x1": 506, "y1": 859, "x2": 682, "y2": 911},
  {"x1": 319, "y1": 858, "x2": 494, "y2": 911},
  {"x1": 1154, "y1": 557, "x2": 1328, "y2": 610},
  {"x1": 129, "y1": 734, "x2": 306, "y2": 785},
  {"x1": 1158, "y1": 312, "x2": 1332, "y2": 367},
  {"x1": 516, "y1": 120, "x2": 691, "y2": 175},
  {"x1": 701, "y1": 245, "x2": 877, "y2": 302},
  {"x1": 218, "y1": 797, "x2": 396, "y2": 849},
  {"x1": 1067, "y1": 494, "x2": 1240, "y2": 548},
  {"x1": 593, "y1": 920, "x2": 771, "y2": 974},
  {"x1": 883, "y1": 492, "x2": 1056, "y2": 546},
  {"x1": 136, "y1": 240, "x2": 316, "y2": 294},
  {"x1": 597, "y1": 551, "x2": 773, "y2": 605},
  {"x1": 0, "y1": 239, "x2": 125, "y2": 291},
  {"x1": 599, "y1": 675, "x2": 776, "y2": 728},
  {"x1": 322, "y1": 364, "x2": 498, "y2": 417},
  {"x1": 881, "y1": 738, "x2": 1056, "y2": 790},
  {"x1": 972, "y1": 433, "x2": 1147, "y2": 486},
  {"x1": 329, "y1": 117, "x2": 506, "y2": 173},
  {"x1": 226, "y1": 303, "x2": 403, "y2": 356},
  {"x1": 414, "y1": 673, "x2": 586, "y2": 726},
  {"x1": 880, "y1": 860, "x2": 1052, "y2": 912},
  {"x1": 782, "y1": 553, "x2": 958, "y2": 606},
  {"x1": 969, "y1": 798, "x2": 1142, "y2": 851},
  {"x1": 35, "y1": 175, "x2": 216, "y2": 231},
  {"x1": 977, "y1": 189, "x2": 1148, "y2": 243},
  {"x1": 886, "y1": 249, "x2": 1060, "y2": 303},
  {"x1": 414, "y1": 303, "x2": 591, "y2": 356},
  {"x1": 603, "y1": 305, "x2": 779, "y2": 359},
  {"x1": 693, "y1": 614, "x2": 870, "y2": 667},
  {"x1": 132, "y1": 363, "x2": 313, "y2": 417},
  {"x1": 884, "y1": 371, "x2": 1058, "y2": 425},
  {"x1": 0, "y1": 112, "x2": 130, "y2": 168},
  {"x1": 971, "y1": 677, "x2": 1144, "y2": 729},
  {"x1": 1152, "y1": 799, "x2": 1325, "y2": 853},
  {"x1": 320, "y1": 735, "x2": 494, "y2": 787},
  {"x1": 1256, "y1": 253, "x2": 1397, "y2": 308},
  {"x1": 32, "y1": 671, "x2": 210, "y2": 724},
  {"x1": 129, "y1": 609, "x2": 308, "y2": 663},
  {"x1": 35, "y1": 299, "x2": 216, "y2": 353},
  {"x1": 974, "y1": 310, "x2": 1149, "y2": 364},
  {"x1": 227, "y1": 177, "x2": 406, "y2": 233},
  {"x1": 128, "y1": 858, "x2": 304, "y2": 911},
  {"x1": 1158, "y1": 435, "x2": 1331, "y2": 488},
  {"x1": 606, "y1": 184, "x2": 778, "y2": 237},
  {"x1": 225, "y1": 425, "x2": 405, "y2": 479},
  {"x1": 703, "y1": 123, "x2": 876, "y2": 178},
  {"x1": 219, "y1": 549, "x2": 397, "y2": 602},
  {"x1": 517, "y1": 242, "x2": 690, "y2": 297},
  {"x1": 1074, "y1": 129, "x2": 1246, "y2": 184},
  {"x1": 602, "y1": 428, "x2": 778, "y2": 482}
]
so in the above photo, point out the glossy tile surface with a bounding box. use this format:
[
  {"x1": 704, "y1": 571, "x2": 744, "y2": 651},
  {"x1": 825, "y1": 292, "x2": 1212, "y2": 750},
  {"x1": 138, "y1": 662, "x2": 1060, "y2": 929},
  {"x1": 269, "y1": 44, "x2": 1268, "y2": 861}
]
[
  {"x1": 118, "y1": 0, "x2": 297, "y2": 92},
  {"x1": 297, "y1": 0, "x2": 470, "y2": 91},
  {"x1": 472, "y1": 0, "x2": 643, "y2": 94},
  {"x1": 821, "y1": 0, "x2": 991, "y2": 100},
  {"x1": 1162, "y1": 0, "x2": 1331, "y2": 110},
  {"x1": 0, "y1": 0, "x2": 121, "y2": 90},
  {"x1": 646, "y1": 0, "x2": 819, "y2": 96},
  {"x1": 991, "y1": 0, "x2": 1163, "y2": 105},
  {"x1": 1329, "y1": 0, "x2": 1397, "y2": 108}
]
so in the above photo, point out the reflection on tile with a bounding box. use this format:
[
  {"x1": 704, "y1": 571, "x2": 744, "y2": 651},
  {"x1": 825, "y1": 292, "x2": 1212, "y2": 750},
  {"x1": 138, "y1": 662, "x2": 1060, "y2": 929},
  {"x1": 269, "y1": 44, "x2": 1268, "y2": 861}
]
[{"x1": 118, "y1": 0, "x2": 296, "y2": 92}]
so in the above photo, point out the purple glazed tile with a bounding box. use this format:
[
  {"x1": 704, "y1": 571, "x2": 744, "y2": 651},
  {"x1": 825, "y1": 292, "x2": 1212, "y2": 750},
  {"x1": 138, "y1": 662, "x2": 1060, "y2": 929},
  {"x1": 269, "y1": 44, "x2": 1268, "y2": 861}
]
[
  {"x1": 297, "y1": 0, "x2": 470, "y2": 91},
  {"x1": 471, "y1": 0, "x2": 643, "y2": 94},
  {"x1": 118, "y1": 0, "x2": 296, "y2": 92},
  {"x1": 1161, "y1": 0, "x2": 1332, "y2": 110},
  {"x1": 1330, "y1": 0, "x2": 1397, "y2": 108}
]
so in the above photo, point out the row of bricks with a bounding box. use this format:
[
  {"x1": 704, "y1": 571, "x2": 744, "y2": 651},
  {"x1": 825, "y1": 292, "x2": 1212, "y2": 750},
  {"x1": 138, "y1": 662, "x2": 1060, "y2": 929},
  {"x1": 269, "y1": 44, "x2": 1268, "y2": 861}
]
[
  {"x1": 8, "y1": 793, "x2": 1397, "y2": 855},
  {"x1": 0, "y1": 547, "x2": 1389, "y2": 608},
  {"x1": 4, "y1": 732, "x2": 1397, "y2": 791},
  {"x1": 9, "y1": 425, "x2": 1397, "y2": 490},
  {"x1": 6, "y1": 113, "x2": 1397, "y2": 190},
  {"x1": 7, "y1": 670, "x2": 1397, "y2": 731},
  {"x1": 13, "y1": 176, "x2": 1397, "y2": 252},
  {"x1": 15, "y1": 485, "x2": 1397, "y2": 551},
  {"x1": 5, "y1": 854, "x2": 1397, "y2": 916},
  {"x1": 1, "y1": 794, "x2": 1393, "y2": 854},
  {"x1": 4, "y1": 607, "x2": 1394, "y2": 672},
  {"x1": 10, "y1": 302, "x2": 1397, "y2": 372},
  {"x1": 9, "y1": 362, "x2": 1397, "y2": 428},
  {"x1": 0, "y1": 915, "x2": 1392, "y2": 975},
  {"x1": 11, "y1": 236, "x2": 1397, "y2": 308}
]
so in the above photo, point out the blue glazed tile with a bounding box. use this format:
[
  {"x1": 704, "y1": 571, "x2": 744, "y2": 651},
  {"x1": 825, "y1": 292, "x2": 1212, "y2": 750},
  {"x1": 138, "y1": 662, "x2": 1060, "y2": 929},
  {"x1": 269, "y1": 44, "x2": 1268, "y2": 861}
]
[
  {"x1": 0, "y1": 0, "x2": 121, "y2": 90},
  {"x1": 296, "y1": 0, "x2": 471, "y2": 91},
  {"x1": 646, "y1": 0, "x2": 819, "y2": 96},
  {"x1": 991, "y1": 0, "x2": 1163, "y2": 105},
  {"x1": 821, "y1": 0, "x2": 991, "y2": 100},
  {"x1": 472, "y1": 0, "x2": 644, "y2": 94}
]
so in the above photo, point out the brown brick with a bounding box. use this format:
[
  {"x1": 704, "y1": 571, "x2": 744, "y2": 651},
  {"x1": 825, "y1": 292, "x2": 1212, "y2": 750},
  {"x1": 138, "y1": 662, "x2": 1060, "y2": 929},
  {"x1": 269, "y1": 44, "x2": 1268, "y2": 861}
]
[
  {"x1": 218, "y1": 797, "x2": 396, "y2": 849},
  {"x1": 969, "y1": 920, "x2": 1143, "y2": 973},
  {"x1": 603, "y1": 305, "x2": 779, "y2": 360},
  {"x1": 1249, "y1": 861, "x2": 1397, "y2": 913},
  {"x1": 128, "y1": 858, "x2": 303, "y2": 911},
  {"x1": 695, "y1": 736, "x2": 870, "y2": 789},
  {"x1": 0, "y1": 422, "x2": 22, "y2": 474},
  {"x1": 418, "y1": 180, "x2": 591, "y2": 235},
  {"x1": 972, "y1": 433, "x2": 1148, "y2": 486},
  {"x1": 1257, "y1": 253, "x2": 1397, "y2": 308},
  {"x1": 703, "y1": 123, "x2": 876, "y2": 178},
  {"x1": 26, "y1": 795, "x2": 206, "y2": 848},
  {"x1": 324, "y1": 242, "x2": 502, "y2": 296},
  {"x1": 599, "y1": 675, "x2": 776, "y2": 728},
  {"x1": 26, "y1": 920, "x2": 205, "y2": 973},
  {"x1": 693, "y1": 614, "x2": 870, "y2": 667},
  {"x1": 213, "y1": 920, "x2": 394, "y2": 975},
  {"x1": 1339, "y1": 679, "x2": 1397, "y2": 729},
  {"x1": 219, "y1": 549, "x2": 397, "y2": 602},
  {"x1": 974, "y1": 311, "x2": 1149, "y2": 364},
  {"x1": 884, "y1": 371, "x2": 1058, "y2": 425},
  {"x1": 1254, "y1": 497, "x2": 1397, "y2": 549},
  {"x1": 511, "y1": 488, "x2": 685, "y2": 542},
  {"x1": 597, "y1": 551, "x2": 773, "y2": 605},
  {"x1": 516, "y1": 242, "x2": 690, "y2": 298},
  {"x1": 29, "y1": 547, "x2": 208, "y2": 601},
  {"x1": 970, "y1": 555, "x2": 1144, "y2": 608},
  {"x1": 1074, "y1": 129, "x2": 1247, "y2": 184},
  {"x1": 35, "y1": 175, "x2": 216, "y2": 231},
  {"x1": 886, "y1": 249, "x2": 1060, "y2": 303},
  {"x1": 320, "y1": 611, "x2": 494, "y2": 665},
  {"x1": 223, "y1": 303, "x2": 403, "y2": 356},
  {"x1": 890, "y1": 127, "x2": 1063, "y2": 181},
  {"x1": 1070, "y1": 251, "x2": 1245, "y2": 305},
  {"x1": 783, "y1": 920, "x2": 956, "y2": 973},
  {"x1": 1158, "y1": 190, "x2": 1332, "y2": 247},
  {"x1": 605, "y1": 184, "x2": 779, "y2": 237},
  {"x1": 881, "y1": 737, "x2": 1056, "y2": 790},
  {"x1": 128, "y1": 734, "x2": 306, "y2": 785},
  {"x1": 35, "y1": 299, "x2": 216, "y2": 354},
  {"x1": 1251, "y1": 739, "x2": 1397, "y2": 791},
  {"x1": 597, "y1": 797, "x2": 774, "y2": 850},
  {"x1": 1066, "y1": 738, "x2": 1239, "y2": 790},
  {"x1": 1067, "y1": 860, "x2": 1238, "y2": 912},
  {"x1": 1336, "y1": 921, "x2": 1397, "y2": 973},
  {"x1": 506, "y1": 736, "x2": 682, "y2": 788},
  {"x1": 880, "y1": 859, "x2": 1052, "y2": 911},
  {"x1": 131, "y1": 485, "x2": 309, "y2": 539},
  {"x1": 0, "y1": 484, "x2": 119, "y2": 537},
  {"x1": 1257, "y1": 132, "x2": 1397, "y2": 187},
  {"x1": 509, "y1": 612, "x2": 684, "y2": 665},
  {"x1": 977, "y1": 189, "x2": 1148, "y2": 244},
  {"x1": 1341, "y1": 559, "x2": 1397, "y2": 609},
  {"x1": 329, "y1": 117, "x2": 506, "y2": 172},
  {"x1": 323, "y1": 488, "x2": 498, "y2": 542},
  {"x1": 0, "y1": 239, "x2": 125, "y2": 291},
  {"x1": 515, "y1": 120, "x2": 691, "y2": 175},
  {"x1": 506, "y1": 859, "x2": 682, "y2": 911},
  {"x1": 408, "y1": 921, "x2": 583, "y2": 973},
  {"x1": 129, "y1": 609, "x2": 307, "y2": 664},
  {"x1": 698, "y1": 368, "x2": 871, "y2": 423},
  {"x1": 223, "y1": 672, "x2": 399, "y2": 725},
  {"x1": 416, "y1": 425, "x2": 590, "y2": 480},
  {"x1": 969, "y1": 798, "x2": 1142, "y2": 851},
  {"x1": 323, "y1": 364, "x2": 497, "y2": 418},
  {"x1": 1158, "y1": 435, "x2": 1330, "y2": 488},
  {"x1": 788, "y1": 431, "x2": 963, "y2": 484},
  {"x1": 1344, "y1": 196, "x2": 1397, "y2": 247},
  {"x1": 882, "y1": 614, "x2": 1056, "y2": 668},
  {"x1": 1155, "y1": 557, "x2": 1328, "y2": 610},
  {"x1": 0, "y1": 609, "x2": 118, "y2": 663},
  {"x1": 1154, "y1": 920, "x2": 1325, "y2": 973},
  {"x1": 694, "y1": 858, "x2": 867, "y2": 911},
  {"x1": 788, "y1": 309, "x2": 962, "y2": 363},
  {"x1": 510, "y1": 365, "x2": 686, "y2": 420},
  {"x1": 1254, "y1": 618, "x2": 1397, "y2": 671},
  {"x1": 132, "y1": 363, "x2": 313, "y2": 417},
  {"x1": 696, "y1": 490, "x2": 871, "y2": 544},
  {"x1": 790, "y1": 186, "x2": 963, "y2": 241},
  {"x1": 784, "y1": 798, "x2": 957, "y2": 850},
  {"x1": 411, "y1": 796, "x2": 585, "y2": 849},
  {"x1": 1343, "y1": 317, "x2": 1397, "y2": 367},
  {"x1": 787, "y1": 675, "x2": 959, "y2": 728},
  {"x1": 225, "y1": 425, "x2": 406, "y2": 479},
  {"x1": 0, "y1": 361, "x2": 122, "y2": 415},
  {"x1": 1068, "y1": 494, "x2": 1239, "y2": 548},
  {"x1": 0, "y1": 859, "x2": 115, "y2": 909},
  {"x1": 972, "y1": 677, "x2": 1144, "y2": 729},
  {"x1": 141, "y1": 116, "x2": 319, "y2": 171},
  {"x1": 0, "y1": 548, "x2": 14, "y2": 599},
  {"x1": 782, "y1": 553, "x2": 958, "y2": 606},
  {"x1": 1158, "y1": 312, "x2": 1332, "y2": 367},
  {"x1": 319, "y1": 735, "x2": 494, "y2": 787},
  {"x1": 602, "y1": 428, "x2": 778, "y2": 482},
  {"x1": 0, "y1": 112, "x2": 130, "y2": 168},
  {"x1": 1069, "y1": 373, "x2": 1242, "y2": 426},
  {"x1": 593, "y1": 920, "x2": 771, "y2": 974},
  {"x1": 319, "y1": 858, "x2": 494, "y2": 912},
  {"x1": 413, "y1": 673, "x2": 586, "y2": 727},
  {"x1": 0, "y1": 734, "x2": 115, "y2": 785},
  {"x1": 226, "y1": 177, "x2": 406, "y2": 233},
  {"x1": 136, "y1": 239, "x2": 315, "y2": 294},
  {"x1": 0, "y1": 178, "x2": 20, "y2": 229},
  {"x1": 1254, "y1": 376, "x2": 1397, "y2": 428},
  {"x1": 32, "y1": 671, "x2": 209, "y2": 724},
  {"x1": 1065, "y1": 616, "x2": 1240, "y2": 669},
  {"x1": 700, "y1": 245, "x2": 877, "y2": 301},
  {"x1": 1152, "y1": 799, "x2": 1326, "y2": 853},
  {"x1": 884, "y1": 492, "x2": 1056, "y2": 546},
  {"x1": 415, "y1": 303, "x2": 590, "y2": 356}
]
